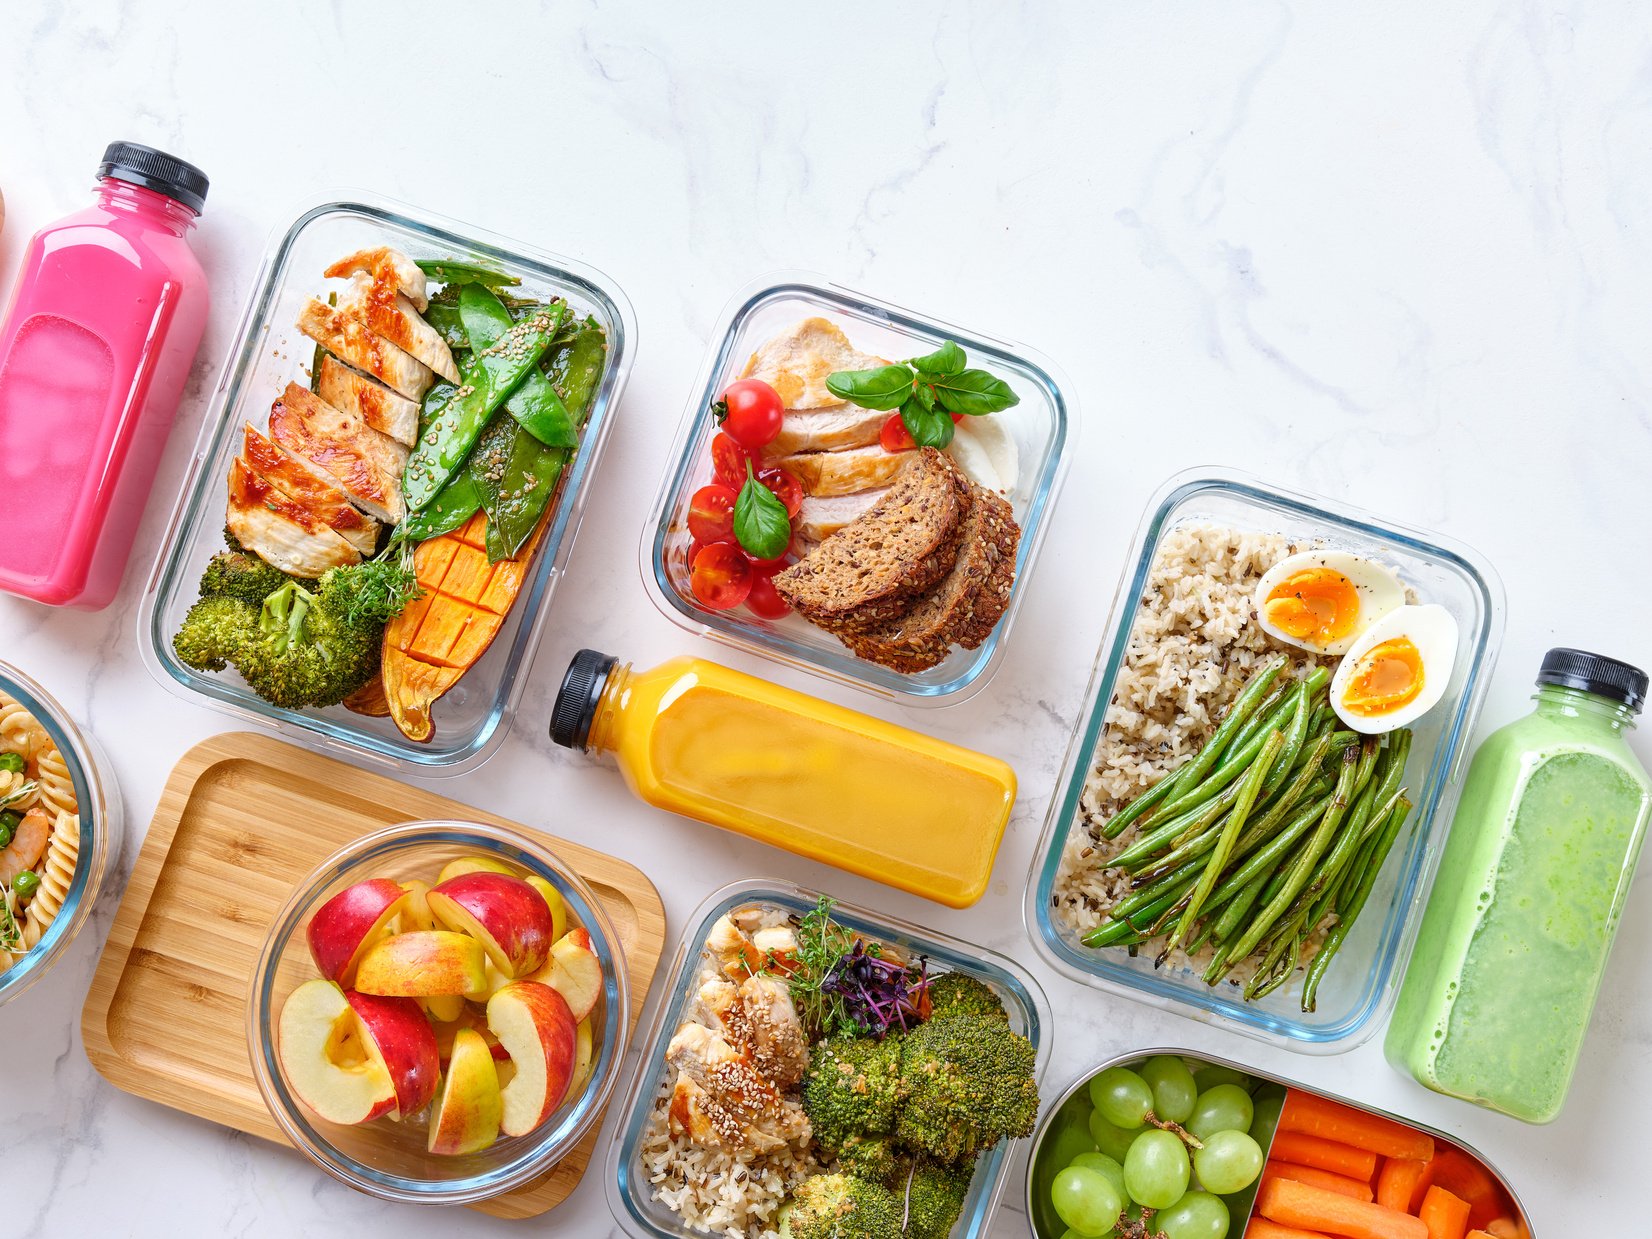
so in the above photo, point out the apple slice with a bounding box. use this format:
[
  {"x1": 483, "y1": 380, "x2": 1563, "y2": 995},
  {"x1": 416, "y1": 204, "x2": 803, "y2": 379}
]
[
  {"x1": 525, "y1": 876, "x2": 570, "y2": 942},
  {"x1": 429, "y1": 872, "x2": 556, "y2": 977},
  {"x1": 464, "y1": 958, "x2": 514, "y2": 1005},
  {"x1": 487, "y1": 981, "x2": 577, "y2": 1137},
  {"x1": 525, "y1": 928, "x2": 602, "y2": 1022},
  {"x1": 422, "y1": 993, "x2": 465, "y2": 1023},
  {"x1": 344, "y1": 990, "x2": 440, "y2": 1118},
  {"x1": 427, "y1": 1028, "x2": 502, "y2": 1155},
  {"x1": 354, "y1": 930, "x2": 486, "y2": 997},
  {"x1": 436, "y1": 855, "x2": 515, "y2": 886},
  {"x1": 399, "y1": 879, "x2": 439, "y2": 933},
  {"x1": 278, "y1": 978, "x2": 397, "y2": 1125},
  {"x1": 562, "y1": 1017, "x2": 595, "y2": 1106},
  {"x1": 306, "y1": 879, "x2": 408, "y2": 987}
]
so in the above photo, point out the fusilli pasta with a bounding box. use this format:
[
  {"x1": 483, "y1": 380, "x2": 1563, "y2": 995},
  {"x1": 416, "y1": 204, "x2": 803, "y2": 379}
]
[
  {"x1": 0, "y1": 692, "x2": 82, "y2": 973},
  {"x1": 21, "y1": 813, "x2": 79, "y2": 949}
]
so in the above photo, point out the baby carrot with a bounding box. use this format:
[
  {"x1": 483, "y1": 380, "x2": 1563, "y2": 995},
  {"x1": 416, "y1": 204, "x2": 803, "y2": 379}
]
[
  {"x1": 1278, "y1": 1091, "x2": 1435, "y2": 1162},
  {"x1": 1264, "y1": 1161, "x2": 1376, "y2": 1202},
  {"x1": 1257, "y1": 1177, "x2": 1428, "y2": 1239},
  {"x1": 1419, "y1": 1186, "x2": 1471, "y2": 1239},
  {"x1": 1426, "y1": 1147, "x2": 1505, "y2": 1228},
  {"x1": 1375, "y1": 1156, "x2": 1433, "y2": 1213},
  {"x1": 1270, "y1": 1130, "x2": 1379, "y2": 1181},
  {"x1": 1246, "y1": 1221, "x2": 1335, "y2": 1239}
]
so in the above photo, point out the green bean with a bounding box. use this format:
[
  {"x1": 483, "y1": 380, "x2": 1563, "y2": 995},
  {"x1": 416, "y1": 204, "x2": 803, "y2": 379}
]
[
  {"x1": 1227, "y1": 682, "x2": 1290, "y2": 754},
  {"x1": 1140, "y1": 692, "x2": 1297, "y2": 832},
  {"x1": 1245, "y1": 930, "x2": 1302, "y2": 1001},
  {"x1": 1205, "y1": 794, "x2": 1334, "y2": 935},
  {"x1": 1231, "y1": 733, "x2": 1336, "y2": 858},
  {"x1": 1110, "y1": 782, "x2": 1239, "y2": 873},
  {"x1": 1097, "y1": 868, "x2": 1200, "y2": 934},
  {"x1": 1302, "y1": 795, "x2": 1414, "y2": 1011},
  {"x1": 1082, "y1": 879, "x2": 1196, "y2": 948},
  {"x1": 1259, "y1": 689, "x2": 1314, "y2": 800}
]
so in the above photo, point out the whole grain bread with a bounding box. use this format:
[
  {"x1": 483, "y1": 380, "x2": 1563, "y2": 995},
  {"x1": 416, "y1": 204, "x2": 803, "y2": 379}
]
[
  {"x1": 843, "y1": 485, "x2": 1020, "y2": 673},
  {"x1": 774, "y1": 448, "x2": 972, "y2": 631}
]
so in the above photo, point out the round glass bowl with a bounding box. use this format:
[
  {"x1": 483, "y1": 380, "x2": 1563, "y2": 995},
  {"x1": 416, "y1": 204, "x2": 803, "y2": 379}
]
[
  {"x1": 0, "y1": 660, "x2": 123, "y2": 1009},
  {"x1": 247, "y1": 820, "x2": 631, "y2": 1205}
]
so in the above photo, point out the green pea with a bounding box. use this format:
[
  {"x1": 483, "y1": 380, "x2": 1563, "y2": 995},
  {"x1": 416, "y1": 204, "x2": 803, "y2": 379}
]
[
  {"x1": 13, "y1": 870, "x2": 40, "y2": 899},
  {"x1": 0, "y1": 752, "x2": 23, "y2": 774},
  {"x1": 0, "y1": 823, "x2": 11, "y2": 850}
]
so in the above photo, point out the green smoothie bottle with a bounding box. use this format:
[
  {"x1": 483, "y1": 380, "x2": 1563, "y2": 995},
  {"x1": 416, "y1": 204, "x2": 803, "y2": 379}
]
[{"x1": 1387, "y1": 649, "x2": 1651, "y2": 1123}]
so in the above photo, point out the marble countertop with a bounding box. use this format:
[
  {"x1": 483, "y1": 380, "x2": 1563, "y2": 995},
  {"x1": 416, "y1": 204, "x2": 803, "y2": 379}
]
[{"x1": 4, "y1": 3, "x2": 1649, "y2": 1235}]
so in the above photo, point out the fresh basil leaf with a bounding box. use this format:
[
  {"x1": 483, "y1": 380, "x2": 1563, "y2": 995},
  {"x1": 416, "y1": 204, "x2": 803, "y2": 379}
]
[
  {"x1": 909, "y1": 381, "x2": 937, "y2": 412},
  {"x1": 825, "y1": 364, "x2": 914, "y2": 412},
  {"x1": 931, "y1": 367, "x2": 1020, "y2": 416},
  {"x1": 900, "y1": 395, "x2": 954, "y2": 449},
  {"x1": 734, "y1": 463, "x2": 792, "y2": 559},
  {"x1": 907, "y1": 340, "x2": 966, "y2": 377}
]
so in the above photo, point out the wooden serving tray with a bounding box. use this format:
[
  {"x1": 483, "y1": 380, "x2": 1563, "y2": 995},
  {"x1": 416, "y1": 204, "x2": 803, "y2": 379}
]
[{"x1": 81, "y1": 732, "x2": 666, "y2": 1220}]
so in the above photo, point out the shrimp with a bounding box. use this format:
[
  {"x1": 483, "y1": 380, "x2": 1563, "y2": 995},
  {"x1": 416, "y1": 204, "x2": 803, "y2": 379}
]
[{"x1": 0, "y1": 808, "x2": 50, "y2": 886}]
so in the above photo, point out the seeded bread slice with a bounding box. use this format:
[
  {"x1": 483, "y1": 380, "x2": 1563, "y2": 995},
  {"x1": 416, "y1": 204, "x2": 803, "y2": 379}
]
[
  {"x1": 774, "y1": 448, "x2": 972, "y2": 632},
  {"x1": 843, "y1": 486, "x2": 1020, "y2": 673}
]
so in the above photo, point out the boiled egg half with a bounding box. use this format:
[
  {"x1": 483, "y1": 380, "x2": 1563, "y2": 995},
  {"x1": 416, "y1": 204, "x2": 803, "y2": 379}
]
[
  {"x1": 1253, "y1": 551, "x2": 1405, "y2": 656},
  {"x1": 1330, "y1": 604, "x2": 1459, "y2": 734}
]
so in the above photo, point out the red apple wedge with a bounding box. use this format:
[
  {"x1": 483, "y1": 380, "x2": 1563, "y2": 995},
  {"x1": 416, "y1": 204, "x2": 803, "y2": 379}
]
[
  {"x1": 429, "y1": 872, "x2": 556, "y2": 977},
  {"x1": 562, "y1": 1017, "x2": 595, "y2": 1106},
  {"x1": 487, "y1": 981, "x2": 577, "y2": 1137},
  {"x1": 278, "y1": 978, "x2": 396, "y2": 1125},
  {"x1": 345, "y1": 990, "x2": 440, "y2": 1118},
  {"x1": 354, "y1": 930, "x2": 486, "y2": 997},
  {"x1": 427, "y1": 1028, "x2": 502, "y2": 1155},
  {"x1": 307, "y1": 879, "x2": 408, "y2": 987},
  {"x1": 525, "y1": 928, "x2": 602, "y2": 1022},
  {"x1": 525, "y1": 876, "x2": 570, "y2": 942}
]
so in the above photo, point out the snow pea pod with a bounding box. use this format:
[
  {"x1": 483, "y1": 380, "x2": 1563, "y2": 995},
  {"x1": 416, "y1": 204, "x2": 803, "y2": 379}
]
[
  {"x1": 416, "y1": 257, "x2": 520, "y2": 288},
  {"x1": 457, "y1": 285, "x2": 579, "y2": 450}
]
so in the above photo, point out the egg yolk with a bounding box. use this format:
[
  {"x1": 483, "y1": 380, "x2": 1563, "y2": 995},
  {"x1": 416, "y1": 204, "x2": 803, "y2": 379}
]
[
  {"x1": 1342, "y1": 637, "x2": 1425, "y2": 717},
  {"x1": 1264, "y1": 568, "x2": 1361, "y2": 646}
]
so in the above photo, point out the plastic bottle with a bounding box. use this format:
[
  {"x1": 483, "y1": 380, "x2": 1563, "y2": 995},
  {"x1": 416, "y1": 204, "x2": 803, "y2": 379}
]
[
  {"x1": 1387, "y1": 648, "x2": 1652, "y2": 1122},
  {"x1": 549, "y1": 649, "x2": 1018, "y2": 907},
  {"x1": 0, "y1": 142, "x2": 211, "y2": 608}
]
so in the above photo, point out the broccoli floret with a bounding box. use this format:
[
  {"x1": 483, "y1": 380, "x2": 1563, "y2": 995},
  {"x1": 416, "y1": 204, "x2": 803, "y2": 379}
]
[
  {"x1": 779, "y1": 1174, "x2": 902, "y2": 1239},
  {"x1": 835, "y1": 1133, "x2": 907, "y2": 1187},
  {"x1": 894, "y1": 1013, "x2": 1038, "y2": 1163},
  {"x1": 924, "y1": 973, "x2": 1008, "y2": 1025},
  {"x1": 896, "y1": 1159, "x2": 975, "y2": 1239},
  {"x1": 198, "y1": 550, "x2": 290, "y2": 607},
  {"x1": 803, "y1": 1035, "x2": 902, "y2": 1153}
]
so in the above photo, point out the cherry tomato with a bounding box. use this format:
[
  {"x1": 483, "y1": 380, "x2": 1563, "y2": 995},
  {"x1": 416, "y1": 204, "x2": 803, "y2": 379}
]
[
  {"x1": 690, "y1": 542, "x2": 752, "y2": 610},
  {"x1": 710, "y1": 432, "x2": 752, "y2": 490},
  {"x1": 687, "y1": 484, "x2": 737, "y2": 545},
  {"x1": 951, "y1": 412, "x2": 965, "y2": 423},
  {"x1": 879, "y1": 413, "x2": 916, "y2": 452},
  {"x1": 745, "y1": 574, "x2": 791, "y2": 619},
  {"x1": 758, "y1": 467, "x2": 803, "y2": 518},
  {"x1": 747, "y1": 540, "x2": 798, "y2": 576},
  {"x1": 717, "y1": 379, "x2": 784, "y2": 449}
]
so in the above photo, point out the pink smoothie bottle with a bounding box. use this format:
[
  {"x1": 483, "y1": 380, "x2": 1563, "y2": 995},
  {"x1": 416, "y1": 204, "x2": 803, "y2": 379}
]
[{"x1": 0, "y1": 142, "x2": 211, "y2": 608}]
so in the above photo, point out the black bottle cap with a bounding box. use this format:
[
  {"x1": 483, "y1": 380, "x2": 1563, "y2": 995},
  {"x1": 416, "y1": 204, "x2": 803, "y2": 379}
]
[
  {"x1": 96, "y1": 141, "x2": 209, "y2": 214},
  {"x1": 1537, "y1": 648, "x2": 1647, "y2": 713},
  {"x1": 550, "y1": 649, "x2": 618, "y2": 750}
]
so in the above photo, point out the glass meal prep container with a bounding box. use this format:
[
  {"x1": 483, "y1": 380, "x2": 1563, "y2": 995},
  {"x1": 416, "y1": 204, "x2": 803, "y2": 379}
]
[
  {"x1": 138, "y1": 194, "x2": 634, "y2": 773},
  {"x1": 641, "y1": 273, "x2": 1073, "y2": 704},
  {"x1": 606, "y1": 879, "x2": 1053, "y2": 1239},
  {"x1": 1026, "y1": 468, "x2": 1505, "y2": 1052},
  {"x1": 1026, "y1": 1048, "x2": 1533, "y2": 1239}
]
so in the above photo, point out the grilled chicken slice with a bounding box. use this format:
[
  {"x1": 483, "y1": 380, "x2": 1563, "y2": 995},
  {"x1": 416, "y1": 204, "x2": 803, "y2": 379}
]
[
  {"x1": 705, "y1": 914, "x2": 764, "y2": 979},
  {"x1": 666, "y1": 1075, "x2": 724, "y2": 1147},
  {"x1": 226, "y1": 457, "x2": 359, "y2": 577},
  {"x1": 241, "y1": 423, "x2": 380, "y2": 557},
  {"x1": 664, "y1": 1023, "x2": 810, "y2": 1154},
  {"x1": 338, "y1": 269, "x2": 459, "y2": 382},
  {"x1": 740, "y1": 316, "x2": 886, "y2": 409},
  {"x1": 269, "y1": 382, "x2": 407, "y2": 524},
  {"x1": 698, "y1": 976, "x2": 808, "y2": 1090},
  {"x1": 795, "y1": 489, "x2": 887, "y2": 543},
  {"x1": 322, "y1": 246, "x2": 429, "y2": 310},
  {"x1": 316, "y1": 355, "x2": 420, "y2": 447},
  {"x1": 765, "y1": 406, "x2": 890, "y2": 457},
  {"x1": 777, "y1": 444, "x2": 914, "y2": 497},
  {"x1": 296, "y1": 298, "x2": 432, "y2": 401}
]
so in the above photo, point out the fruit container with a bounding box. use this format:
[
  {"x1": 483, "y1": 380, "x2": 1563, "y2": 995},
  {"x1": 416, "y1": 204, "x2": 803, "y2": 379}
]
[
  {"x1": 138, "y1": 193, "x2": 634, "y2": 774},
  {"x1": 247, "y1": 819, "x2": 631, "y2": 1206},
  {"x1": 640, "y1": 272, "x2": 1073, "y2": 704},
  {"x1": 1026, "y1": 469, "x2": 1505, "y2": 1052},
  {"x1": 1026, "y1": 1048, "x2": 1533, "y2": 1238},
  {"x1": 0, "y1": 661, "x2": 123, "y2": 1008},
  {"x1": 606, "y1": 878, "x2": 1053, "y2": 1238}
]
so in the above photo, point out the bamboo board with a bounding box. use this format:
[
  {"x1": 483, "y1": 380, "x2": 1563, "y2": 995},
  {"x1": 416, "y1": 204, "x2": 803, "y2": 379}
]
[{"x1": 81, "y1": 732, "x2": 666, "y2": 1220}]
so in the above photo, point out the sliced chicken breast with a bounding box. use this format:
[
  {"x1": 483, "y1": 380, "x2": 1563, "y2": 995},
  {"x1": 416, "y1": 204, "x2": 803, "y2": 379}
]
[
  {"x1": 296, "y1": 298, "x2": 433, "y2": 401},
  {"x1": 664, "y1": 1023, "x2": 809, "y2": 1153},
  {"x1": 765, "y1": 406, "x2": 890, "y2": 457},
  {"x1": 795, "y1": 488, "x2": 887, "y2": 543},
  {"x1": 322, "y1": 246, "x2": 428, "y2": 310},
  {"x1": 317, "y1": 355, "x2": 420, "y2": 447},
  {"x1": 777, "y1": 444, "x2": 914, "y2": 497},
  {"x1": 226, "y1": 457, "x2": 359, "y2": 577},
  {"x1": 241, "y1": 422, "x2": 380, "y2": 556},
  {"x1": 339, "y1": 269, "x2": 459, "y2": 382},
  {"x1": 739, "y1": 317, "x2": 887, "y2": 409},
  {"x1": 667, "y1": 1075, "x2": 724, "y2": 1147},
  {"x1": 269, "y1": 382, "x2": 408, "y2": 524}
]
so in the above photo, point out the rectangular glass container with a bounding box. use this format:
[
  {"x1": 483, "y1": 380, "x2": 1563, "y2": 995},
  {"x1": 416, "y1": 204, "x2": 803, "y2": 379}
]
[
  {"x1": 641, "y1": 273, "x2": 1072, "y2": 704},
  {"x1": 606, "y1": 879, "x2": 1053, "y2": 1239},
  {"x1": 138, "y1": 194, "x2": 633, "y2": 773},
  {"x1": 1025, "y1": 469, "x2": 1505, "y2": 1052}
]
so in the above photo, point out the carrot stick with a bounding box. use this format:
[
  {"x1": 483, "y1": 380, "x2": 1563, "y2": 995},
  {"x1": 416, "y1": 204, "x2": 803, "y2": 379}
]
[
  {"x1": 1279, "y1": 1091, "x2": 1435, "y2": 1161},
  {"x1": 1419, "y1": 1186, "x2": 1471, "y2": 1239},
  {"x1": 1466, "y1": 1232, "x2": 1497, "y2": 1239},
  {"x1": 1247, "y1": 1221, "x2": 1335, "y2": 1239},
  {"x1": 1426, "y1": 1147, "x2": 1505, "y2": 1228},
  {"x1": 1375, "y1": 1157, "x2": 1431, "y2": 1212},
  {"x1": 1271, "y1": 1131, "x2": 1379, "y2": 1181},
  {"x1": 1258, "y1": 1177, "x2": 1429, "y2": 1239},
  {"x1": 1264, "y1": 1160, "x2": 1376, "y2": 1202}
]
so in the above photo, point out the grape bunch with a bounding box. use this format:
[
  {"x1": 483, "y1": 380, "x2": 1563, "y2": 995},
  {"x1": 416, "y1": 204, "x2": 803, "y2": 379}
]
[{"x1": 1045, "y1": 1057, "x2": 1280, "y2": 1239}]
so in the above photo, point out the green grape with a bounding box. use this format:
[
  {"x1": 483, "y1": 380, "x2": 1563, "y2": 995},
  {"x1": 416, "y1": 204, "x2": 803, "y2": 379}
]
[
  {"x1": 1139, "y1": 1055, "x2": 1199, "y2": 1124},
  {"x1": 1192, "y1": 1064, "x2": 1251, "y2": 1092},
  {"x1": 1188, "y1": 1083, "x2": 1254, "y2": 1140},
  {"x1": 1156, "y1": 1190, "x2": 1230, "y2": 1239},
  {"x1": 1070, "y1": 1151, "x2": 1127, "y2": 1200},
  {"x1": 1123, "y1": 1128, "x2": 1191, "y2": 1209},
  {"x1": 1090, "y1": 1066, "x2": 1154, "y2": 1129},
  {"x1": 1051, "y1": 1166, "x2": 1123, "y2": 1237},
  {"x1": 1088, "y1": 1110, "x2": 1140, "y2": 1161},
  {"x1": 1045, "y1": 1121, "x2": 1100, "y2": 1174},
  {"x1": 1193, "y1": 1129, "x2": 1264, "y2": 1194},
  {"x1": 1248, "y1": 1087, "x2": 1286, "y2": 1144}
]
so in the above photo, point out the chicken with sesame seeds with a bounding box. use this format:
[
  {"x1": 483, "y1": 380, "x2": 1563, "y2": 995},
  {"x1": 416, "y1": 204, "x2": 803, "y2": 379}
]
[{"x1": 664, "y1": 1022, "x2": 811, "y2": 1154}]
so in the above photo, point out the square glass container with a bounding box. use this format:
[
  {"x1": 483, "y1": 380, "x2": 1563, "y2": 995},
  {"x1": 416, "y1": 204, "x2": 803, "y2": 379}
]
[
  {"x1": 138, "y1": 193, "x2": 634, "y2": 773},
  {"x1": 1025, "y1": 469, "x2": 1505, "y2": 1052},
  {"x1": 641, "y1": 274, "x2": 1072, "y2": 704},
  {"x1": 606, "y1": 879, "x2": 1053, "y2": 1238}
]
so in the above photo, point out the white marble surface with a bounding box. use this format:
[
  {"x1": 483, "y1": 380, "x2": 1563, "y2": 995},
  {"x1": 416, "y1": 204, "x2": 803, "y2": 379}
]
[{"x1": 3, "y1": 2, "x2": 1649, "y2": 1235}]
